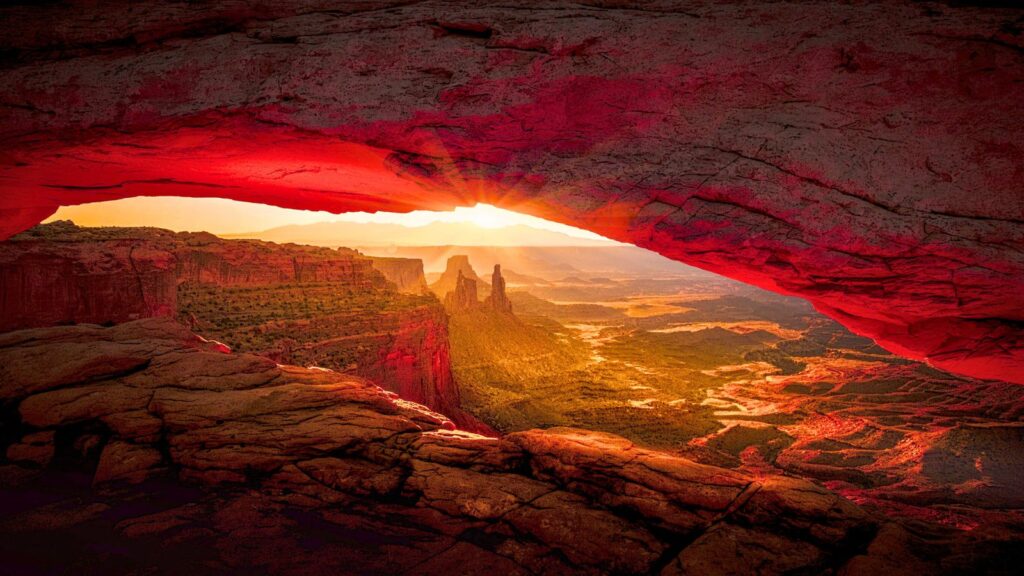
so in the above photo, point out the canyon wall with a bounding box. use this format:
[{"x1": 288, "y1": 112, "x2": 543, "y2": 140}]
[
  {"x1": 247, "y1": 295, "x2": 460, "y2": 417},
  {"x1": 175, "y1": 240, "x2": 383, "y2": 288},
  {"x1": 0, "y1": 231, "x2": 177, "y2": 330},
  {"x1": 0, "y1": 2, "x2": 1020, "y2": 383},
  {"x1": 0, "y1": 222, "x2": 463, "y2": 419},
  {"x1": 0, "y1": 221, "x2": 389, "y2": 331},
  {"x1": 367, "y1": 255, "x2": 429, "y2": 294}
]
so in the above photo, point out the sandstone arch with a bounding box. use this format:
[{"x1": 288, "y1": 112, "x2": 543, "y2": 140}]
[{"x1": 1, "y1": 1, "x2": 1022, "y2": 383}]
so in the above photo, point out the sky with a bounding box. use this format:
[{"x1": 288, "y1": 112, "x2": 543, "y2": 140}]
[{"x1": 43, "y1": 196, "x2": 614, "y2": 243}]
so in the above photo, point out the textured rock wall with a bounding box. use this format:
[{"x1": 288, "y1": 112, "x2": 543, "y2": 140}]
[
  {"x1": 0, "y1": 223, "x2": 470, "y2": 423},
  {"x1": 367, "y1": 255, "x2": 429, "y2": 294},
  {"x1": 2, "y1": 319, "x2": 1017, "y2": 575},
  {"x1": 444, "y1": 270, "x2": 480, "y2": 313},
  {"x1": 0, "y1": 222, "x2": 388, "y2": 331},
  {"x1": 267, "y1": 302, "x2": 463, "y2": 418},
  {"x1": 379, "y1": 304, "x2": 459, "y2": 416},
  {"x1": 0, "y1": 2, "x2": 1021, "y2": 383},
  {"x1": 174, "y1": 240, "x2": 382, "y2": 288},
  {"x1": 0, "y1": 240, "x2": 177, "y2": 330}
]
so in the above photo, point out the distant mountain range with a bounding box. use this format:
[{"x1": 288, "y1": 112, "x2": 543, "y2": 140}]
[
  {"x1": 359, "y1": 245, "x2": 711, "y2": 280},
  {"x1": 224, "y1": 219, "x2": 718, "y2": 281},
  {"x1": 225, "y1": 221, "x2": 618, "y2": 247}
]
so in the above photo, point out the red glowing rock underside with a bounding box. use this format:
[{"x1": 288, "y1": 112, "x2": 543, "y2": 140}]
[{"x1": 0, "y1": 1, "x2": 1021, "y2": 382}]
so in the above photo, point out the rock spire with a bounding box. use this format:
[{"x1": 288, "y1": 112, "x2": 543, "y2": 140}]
[{"x1": 485, "y1": 264, "x2": 512, "y2": 314}]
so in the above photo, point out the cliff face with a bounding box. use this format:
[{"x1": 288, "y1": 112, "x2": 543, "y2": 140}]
[
  {"x1": 378, "y1": 304, "x2": 458, "y2": 415},
  {"x1": 367, "y1": 255, "x2": 429, "y2": 294},
  {"x1": 443, "y1": 270, "x2": 480, "y2": 313},
  {"x1": 174, "y1": 238, "x2": 382, "y2": 287},
  {"x1": 0, "y1": 222, "x2": 464, "y2": 420},
  {"x1": 255, "y1": 301, "x2": 461, "y2": 418},
  {"x1": 431, "y1": 255, "x2": 489, "y2": 299},
  {"x1": 1, "y1": 318, "x2": 1016, "y2": 575},
  {"x1": 0, "y1": 225, "x2": 179, "y2": 330},
  {"x1": 0, "y1": 222, "x2": 390, "y2": 331}
]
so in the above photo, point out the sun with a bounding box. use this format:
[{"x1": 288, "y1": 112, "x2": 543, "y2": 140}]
[
  {"x1": 43, "y1": 197, "x2": 616, "y2": 242},
  {"x1": 461, "y1": 204, "x2": 510, "y2": 228}
]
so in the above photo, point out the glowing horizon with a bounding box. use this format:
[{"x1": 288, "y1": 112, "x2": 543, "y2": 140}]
[{"x1": 43, "y1": 196, "x2": 617, "y2": 243}]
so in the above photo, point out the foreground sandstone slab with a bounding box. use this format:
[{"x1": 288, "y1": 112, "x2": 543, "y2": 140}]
[{"x1": 0, "y1": 319, "x2": 1019, "y2": 574}]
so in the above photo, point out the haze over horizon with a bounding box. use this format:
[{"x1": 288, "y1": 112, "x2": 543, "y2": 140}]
[
  {"x1": 225, "y1": 220, "x2": 620, "y2": 247},
  {"x1": 44, "y1": 196, "x2": 620, "y2": 247}
]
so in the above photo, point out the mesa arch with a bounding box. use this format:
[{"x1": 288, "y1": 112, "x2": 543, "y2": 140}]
[{"x1": 0, "y1": 1, "x2": 1022, "y2": 384}]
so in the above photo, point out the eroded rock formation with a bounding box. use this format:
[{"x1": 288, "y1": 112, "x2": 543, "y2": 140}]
[
  {"x1": 367, "y1": 255, "x2": 429, "y2": 294},
  {"x1": 0, "y1": 222, "x2": 467, "y2": 422},
  {"x1": 0, "y1": 221, "x2": 388, "y2": 331},
  {"x1": 443, "y1": 270, "x2": 480, "y2": 313},
  {"x1": 431, "y1": 255, "x2": 488, "y2": 299},
  {"x1": 0, "y1": 2, "x2": 1021, "y2": 382},
  {"x1": 484, "y1": 264, "x2": 513, "y2": 314},
  {"x1": 0, "y1": 318, "x2": 1018, "y2": 575}
]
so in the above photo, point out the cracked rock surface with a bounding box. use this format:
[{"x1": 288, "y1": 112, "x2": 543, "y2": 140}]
[
  {"x1": 0, "y1": 318, "x2": 1021, "y2": 574},
  {"x1": 0, "y1": 1, "x2": 1021, "y2": 384}
]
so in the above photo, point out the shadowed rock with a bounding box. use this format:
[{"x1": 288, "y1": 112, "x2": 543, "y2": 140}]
[{"x1": 0, "y1": 319, "x2": 1018, "y2": 574}]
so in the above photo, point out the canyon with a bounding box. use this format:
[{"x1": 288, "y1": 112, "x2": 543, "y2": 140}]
[
  {"x1": 1, "y1": 223, "x2": 1022, "y2": 573},
  {"x1": 0, "y1": 221, "x2": 465, "y2": 420},
  {"x1": 0, "y1": 1, "x2": 1022, "y2": 573},
  {"x1": 455, "y1": 274, "x2": 1024, "y2": 532}
]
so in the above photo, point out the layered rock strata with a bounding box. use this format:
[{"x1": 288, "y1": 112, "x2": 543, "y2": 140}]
[
  {"x1": 0, "y1": 319, "x2": 1017, "y2": 575},
  {"x1": 0, "y1": 222, "x2": 465, "y2": 421},
  {"x1": 367, "y1": 255, "x2": 429, "y2": 294},
  {"x1": 0, "y1": 221, "x2": 388, "y2": 331}
]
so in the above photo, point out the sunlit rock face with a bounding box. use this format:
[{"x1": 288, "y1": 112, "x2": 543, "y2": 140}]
[
  {"x1": 0, "y1": 222, "x2": 467, "y2": 423},
  {"x1": 432, "y1": 255, "x2": 489, "y2": 300},
  {"x1": 0, "y1": 221, "x2": 388, "y2": 331},
  {"x1": 0, "y1": 1, "x2": 1022, "y2": 382},
  {"x1": 366, "y1": 256, "x2": 430, "y2": 294},
  {"x1": 444, "y1": 270, "x2": 481, "y2": 313},
  {"x1": 485, "y1": 264, "x2": 513, "y2": 314},
  {"x1": 0, "y1": 319, "x2": 1017, "y2": 574}
]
